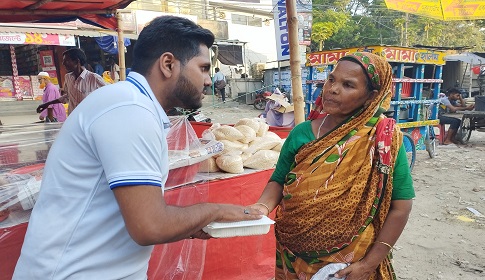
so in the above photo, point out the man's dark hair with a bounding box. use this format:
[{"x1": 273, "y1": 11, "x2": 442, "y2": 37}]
[
  {"x1": 63, "y1": 48, "x2": 87, "y2": 66},
  {"x1": 215, "y1": 67, "x2": 220, "y2": 72},
  {"x1": 446, "y1": 88, "x2": 461, "y2": 96},
  {"x1": 131, "y1": 16, "x2": 215, "y2": 75}
]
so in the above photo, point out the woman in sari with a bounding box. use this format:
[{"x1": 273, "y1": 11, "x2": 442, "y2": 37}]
[{"x1": 250, "y1": 52, "x2": 414, "y2": 280}]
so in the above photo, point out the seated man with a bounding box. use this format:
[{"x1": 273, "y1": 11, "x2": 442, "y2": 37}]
[{"x1": 438, "y1": 88, "x2": 474, "y2": 144}]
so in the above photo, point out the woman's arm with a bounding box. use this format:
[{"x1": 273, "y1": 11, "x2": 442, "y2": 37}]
[{"x1": 250, "y1": 181, "x2": 284, "y2": 215}]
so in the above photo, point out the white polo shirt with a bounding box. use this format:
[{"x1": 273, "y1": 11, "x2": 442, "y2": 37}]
[{"x1": 13, "y1": 72, "x2": 170, "y2": 279}]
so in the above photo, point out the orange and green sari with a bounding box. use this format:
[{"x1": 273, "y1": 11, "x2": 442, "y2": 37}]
[{"x1": 274, "y1": 52, "x2": 401, "y2": 280}]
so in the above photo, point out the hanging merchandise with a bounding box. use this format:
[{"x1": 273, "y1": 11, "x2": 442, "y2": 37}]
[{"x1": 94, "y1": 36, "x2": 131, "y2": 54}]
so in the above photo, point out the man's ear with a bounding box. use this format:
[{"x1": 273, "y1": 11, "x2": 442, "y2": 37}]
[{"x1": 159, "y1": 52, "x2": 177, "y2": 78}]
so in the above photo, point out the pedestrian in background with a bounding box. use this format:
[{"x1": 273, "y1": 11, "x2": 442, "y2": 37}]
[
  {"x1": 37, "y1": 72, "x2": 66, "y2": 122},
  {"x1": 36, "y1": 48, "x2": 107, "y2": 116},
  {"x1": 109, "y1": 56, "x2": 120, "y2": 82},
  {"x1": 92, "y1": 59, "x2": 104, "y2": 76},
  {"x1": 213, "y1": 67, "x2": 226, "y2": 103}
]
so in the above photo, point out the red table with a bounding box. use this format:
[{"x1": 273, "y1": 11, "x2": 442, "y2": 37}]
[{"x1": 1, "y1": 170, "x2": 276, "y2": 280}]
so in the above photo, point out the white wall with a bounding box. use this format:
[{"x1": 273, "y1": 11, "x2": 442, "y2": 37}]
[{"x1": 215, "y1": 12, "x2": 277, "y2": 78}]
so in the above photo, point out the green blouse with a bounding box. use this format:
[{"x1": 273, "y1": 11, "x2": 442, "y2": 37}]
[{"x1": 270, "y1": 121, "x2": 415, "y2": 200}]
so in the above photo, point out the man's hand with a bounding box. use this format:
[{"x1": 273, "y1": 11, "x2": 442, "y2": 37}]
[
  {"x1": 36, "y1": 103, "x2": 48, "y2": 113},
  {"x1": 214, "y1": 204, "x2": 263, "y2": 223}
]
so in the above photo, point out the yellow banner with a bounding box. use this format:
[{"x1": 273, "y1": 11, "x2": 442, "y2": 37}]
[
  {"x1": 384, "y1": 0, "x2": 485, "y2": 21},
  {"x1": 306, "y1": 45, "x2": 446, "y2": 66}
]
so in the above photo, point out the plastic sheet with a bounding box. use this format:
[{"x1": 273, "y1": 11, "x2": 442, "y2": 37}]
[
  {"x1": 1, "y1": 123, "x2": 61, "y2": 227},
  {"x1": 0, "y1": 119, "x2": 224, "y2": 226}
]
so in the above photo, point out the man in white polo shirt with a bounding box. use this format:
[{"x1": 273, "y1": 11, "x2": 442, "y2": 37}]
[{"x1": 14, "y1": 16, "x2": 263, "y2": 280}]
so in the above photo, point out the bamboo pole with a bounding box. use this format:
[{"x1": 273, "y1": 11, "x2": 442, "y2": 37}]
[
  {"x1": 116, "y1": 10, "x2": 126, "y2": 81},
  {"x1": 286, "y1": 0, "x2": 305, "y2": 124}
]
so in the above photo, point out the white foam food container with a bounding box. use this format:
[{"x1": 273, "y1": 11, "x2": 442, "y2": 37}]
[{"x1": 203, "y1": 216, "x2": 275, "y2": 238}]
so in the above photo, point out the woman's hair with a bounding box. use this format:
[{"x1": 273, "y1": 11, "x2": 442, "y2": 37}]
[
  {"x1": 63, "y1": 48, "x2": 87, "y2": 66},
  {"x1": 131, "y1": 16, "x2": 215, "y2": 75}
]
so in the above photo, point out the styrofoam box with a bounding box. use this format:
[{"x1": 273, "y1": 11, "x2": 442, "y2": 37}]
[{"x1": 203, "y1": 216, "x2": 275, "y2": 238}]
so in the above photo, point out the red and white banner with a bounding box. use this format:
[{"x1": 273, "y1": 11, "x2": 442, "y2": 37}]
[{"x1": 0, "y1": 33, "x2": 75, "y2": 46}]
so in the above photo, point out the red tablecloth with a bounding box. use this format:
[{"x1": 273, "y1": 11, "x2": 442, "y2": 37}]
[{"x1": 1, "y1": 170, "x2": 276, "y2": 280}]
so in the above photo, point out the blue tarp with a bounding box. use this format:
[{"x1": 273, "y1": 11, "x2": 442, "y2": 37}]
[{"x1": 95, "y1": 36, "x2": 131, "y2": 54}]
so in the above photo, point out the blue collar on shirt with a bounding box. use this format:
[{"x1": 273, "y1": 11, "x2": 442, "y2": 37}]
[{"x1": 125, "y1": 72, "x2": 170, "y2": 129}]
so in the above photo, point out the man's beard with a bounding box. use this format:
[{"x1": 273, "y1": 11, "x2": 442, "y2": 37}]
[{"x1": 172, "y1": 74, "x2": 203, "y2": 110}]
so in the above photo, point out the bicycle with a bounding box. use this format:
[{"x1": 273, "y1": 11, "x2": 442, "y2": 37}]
[{"x1": 423, "y1": 102, "x2": 439, "y2": 159}]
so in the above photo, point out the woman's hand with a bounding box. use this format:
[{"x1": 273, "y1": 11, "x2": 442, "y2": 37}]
[{"x1": 334, "y1": 260, "x2": 375, "y2": 280}]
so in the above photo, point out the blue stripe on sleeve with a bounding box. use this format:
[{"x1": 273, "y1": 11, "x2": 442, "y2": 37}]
[{"x1": 109, "y1": 178, "x2": 162, "y2": 189}]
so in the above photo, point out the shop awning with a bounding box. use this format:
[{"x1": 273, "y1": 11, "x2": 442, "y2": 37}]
[
  {"x1": 0, "y1": 24, "x2": 138, "y2": 42},
  {"x1": 0, "y1": 0, "x2": 136, "y2": 30}
]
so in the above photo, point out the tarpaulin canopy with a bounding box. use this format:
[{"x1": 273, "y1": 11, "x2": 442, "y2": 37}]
[
  {"x1": 215, "y1": 44, "x2": 243, "y2": 65},
  {"x1": 95, "y1": 36, "x2": 132, "y2": 54},
  {"x1": 0, "y1": 0, "x2": 136, "y2": 30},
  {"x1": 384, "y1": 0, "x2": 485, "y2": 21}
]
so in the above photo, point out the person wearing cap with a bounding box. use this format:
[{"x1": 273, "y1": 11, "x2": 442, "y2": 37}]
[{"x1": 37, "y1": 72, "x2": 66, "y2": 122}]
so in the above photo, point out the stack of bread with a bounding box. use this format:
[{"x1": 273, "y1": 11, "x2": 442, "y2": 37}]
[{"x1": 199, "y1": 118, "x2": 285, "y2": 174}]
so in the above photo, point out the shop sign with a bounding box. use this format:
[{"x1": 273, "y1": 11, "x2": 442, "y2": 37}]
[
  {"x1": 306, "y1": 45, "x2": 446, "y2": 66},
  {"x1": 273, "y1": 0, "x2": 290, "y2": 61},
  {"x1": 0, "y1": 33, "x2": 75, "y2": 46}
]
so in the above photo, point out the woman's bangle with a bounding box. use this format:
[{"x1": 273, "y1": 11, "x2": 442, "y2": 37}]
[
  {"x1": 254, "y1": 202, "x2": 271, "y2": 215},
  {"x1": 375, "y1": 241, "x2": 393, "y2": 251}
]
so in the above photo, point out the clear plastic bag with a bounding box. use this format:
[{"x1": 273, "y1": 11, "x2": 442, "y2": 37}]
[{"x1": 165, "y1": 117, "x2": 223, "y2": 188}]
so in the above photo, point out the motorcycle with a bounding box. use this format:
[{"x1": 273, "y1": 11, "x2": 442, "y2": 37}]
[
  {"x1": 253, "y1": 90, "x2": 272, "y2": 110},
  {"x1": 166, "y1": 107, "x2": 211, "y2": 123}
]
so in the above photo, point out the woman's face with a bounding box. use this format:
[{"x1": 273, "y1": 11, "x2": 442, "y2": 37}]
[{"x1": 321, "y1": 60, "x2": 377, "y2": 118}]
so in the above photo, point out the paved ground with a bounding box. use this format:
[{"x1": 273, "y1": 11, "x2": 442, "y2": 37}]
[{"x1": 0, "y1": 93, "x2": 261, "y2": 126}]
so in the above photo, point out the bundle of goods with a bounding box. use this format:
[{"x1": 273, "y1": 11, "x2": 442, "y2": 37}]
[{"x1": 198, "y1": 118, "x2": 286, "y2": 174}]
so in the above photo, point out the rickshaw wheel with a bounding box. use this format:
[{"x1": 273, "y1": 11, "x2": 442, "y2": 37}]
[
  {"x1": 425, "y1": 125, "x2": 437, "y2": 158},
  {"x1": 403, "y1": 132, "x2": 416, "y2": 172},
  {"x1": 458, "y1": 117, "x2": 472, "y2": 143},
  {"x1": 254, "y1": 98, "x2": 266, "y2": 110}
]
